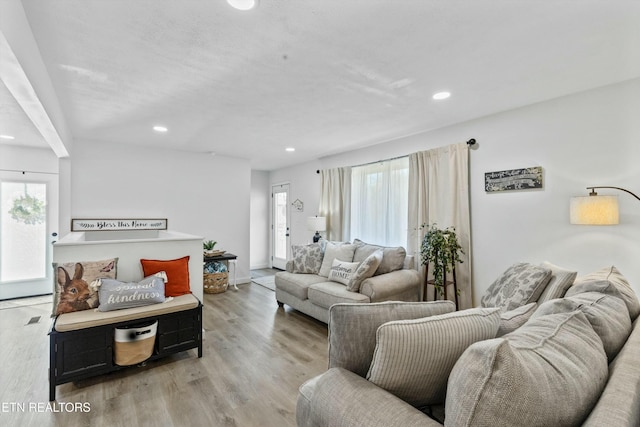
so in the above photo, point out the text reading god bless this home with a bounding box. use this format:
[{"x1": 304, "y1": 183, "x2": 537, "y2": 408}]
[
  {"x1": 71, "y1": 218, "x2": 167, "y2": 231},
  {"x1": 1, "y1": 402, "x2": 91, "y2": 413}
]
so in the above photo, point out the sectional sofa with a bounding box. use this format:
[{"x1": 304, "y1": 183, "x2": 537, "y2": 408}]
[
  {"x1": 297, "y1": 264, "x2": 640, "y2": 426},
  {"x1": 275, "y1": 239, "x2": 421, "y2": 323}
]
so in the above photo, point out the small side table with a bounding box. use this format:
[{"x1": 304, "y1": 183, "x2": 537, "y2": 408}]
[{"x1": 204, "y1": 253, "x2": 238, "y2": 291}]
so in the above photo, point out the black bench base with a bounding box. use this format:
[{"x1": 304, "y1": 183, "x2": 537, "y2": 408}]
[{"x1": 48, "y1": 303, "x2": 202, "y2": 401}]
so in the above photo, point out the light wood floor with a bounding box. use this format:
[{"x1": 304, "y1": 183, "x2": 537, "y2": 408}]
[{"x1": 0, "y1": 280, "x2": 328, "y2": 426}]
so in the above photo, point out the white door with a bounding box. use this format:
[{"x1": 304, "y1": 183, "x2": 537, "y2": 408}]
[
  {"x1": 0, "y1": 171, "x2": 58, "y2": 300},
  {"x1": 271, "y1": 183, "x2": 290, "y2": 270}
]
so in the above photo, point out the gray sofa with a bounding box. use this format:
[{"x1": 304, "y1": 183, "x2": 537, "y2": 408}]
[
  {"x1": 275, "y1": 240, "x2": 421, "y2": 323},
  {"x1": 297, "y1": 265, "x2": 640, "y2": 426}
]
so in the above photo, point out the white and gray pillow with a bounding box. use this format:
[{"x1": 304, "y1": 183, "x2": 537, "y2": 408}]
[
  {"x1": 98, "y1": 274, "x2": 165, "y2": 312},
  {"x1": 365, "y1": 307, "x2": 501, "y2": 407},
  {"x1": 347, "y1": 249, "x2": 383, "y2": 292},
  {"x1": 536, "y1": 261, "x2": 577, "y2": 303},
  {"x1": 288, "y1": 243, "x2": 324, "y2": 274},
  {"x1": 319, "y1": 242, "x2": 356, "y2": 277},
  {"x1": 328, "y1": 259, "x2": 360, "y2": 286},
  {"x1": 446, "y1": 311, "x2": 608, "y2": 427},
  {"x1": 481, "y1": 262, "x2": 552, "y2": 311}
]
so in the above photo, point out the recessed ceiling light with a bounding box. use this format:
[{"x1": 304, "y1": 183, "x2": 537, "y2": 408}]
[
  {"x1": 432, "y1": 91, "x2": 451, "y2": 100},
  {"x1": 285, "y1": 147, "x2": 295, "y2": 152},
  {"x1": 0, "y1": 135, "x2": 15, "y2": 140},
  {"x1": 153, "y1": 126, "x2": 168, "y2": 132},
  {"x1": 227, "y1": 0, "x2": 258, "y2": 11}
]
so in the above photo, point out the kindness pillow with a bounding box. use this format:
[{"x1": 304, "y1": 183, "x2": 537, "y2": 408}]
[{"x1": 98, "y1": 274, "x2": 166, "y2": 312}]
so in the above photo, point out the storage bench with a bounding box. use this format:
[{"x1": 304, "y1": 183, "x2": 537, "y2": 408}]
[{"x1": 49, "y1": 294, "x2": 202, "y2": 401}]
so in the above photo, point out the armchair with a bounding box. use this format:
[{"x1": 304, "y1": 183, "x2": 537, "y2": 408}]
[{"x1": 297, "y1": 301, "x2": 501, "y2": 426}]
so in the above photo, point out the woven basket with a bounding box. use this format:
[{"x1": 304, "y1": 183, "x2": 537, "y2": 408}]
[
  {"x1": 204, "y1": 250, "x2": 226, "y2": 257},
  {"x1": 203, "y1": 272, "x2": 229, "y2": 294}
]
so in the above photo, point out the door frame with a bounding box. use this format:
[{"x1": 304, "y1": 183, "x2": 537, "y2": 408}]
[{"x1": 271, "y1": 182, "x2": 290, "y2": 270}]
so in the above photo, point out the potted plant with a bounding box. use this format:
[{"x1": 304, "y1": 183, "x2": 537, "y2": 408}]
[
  {"x1": 420, "y1": 224, "x2": 464, "y2": 298},
  {"x1": 203, "y1": 240, "x2": 217, "y2": 255}
]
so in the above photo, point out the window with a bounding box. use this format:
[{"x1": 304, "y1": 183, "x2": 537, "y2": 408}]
[{"x1": 350, "y1": 157, "x2": 409, "y2": 247}]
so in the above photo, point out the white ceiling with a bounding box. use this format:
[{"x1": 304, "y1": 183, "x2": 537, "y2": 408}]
[{"x1": 2, "y1": 1, "x2": 639, "y2": 170}]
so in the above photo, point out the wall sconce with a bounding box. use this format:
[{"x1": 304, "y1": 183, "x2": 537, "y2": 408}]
[
  {"x1": 570, "y1": 186, "x2": 640, "y2": 225},
  {"x1": 307, "y1": 216, "x2": 327, "y2": 243}
]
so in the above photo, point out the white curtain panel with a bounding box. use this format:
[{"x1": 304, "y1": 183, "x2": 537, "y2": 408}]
[
  {"x1": 408, "y1": 143, "x2": 471, "y2": 309},
  {"x1": 319, "y1": 167, "x2": 352, "y2": 242},
  {"x1": 350, "y1": 157, "x2": 409, "y2": 247}
]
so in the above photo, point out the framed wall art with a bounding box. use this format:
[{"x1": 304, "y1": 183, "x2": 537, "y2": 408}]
[
  {"x1": 485, "y1": 166, "x2": 543, "y2": 192},
  {"x1": 71, "y1": 218, "x2": 168, "y2": 231}
]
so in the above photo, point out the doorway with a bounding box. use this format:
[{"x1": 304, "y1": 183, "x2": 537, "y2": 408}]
[
  {"x1": 271, "y1": 183, "x2": 289, "y2": 270},
  {"x1": 0, "y1": 171, "x2": 58, "y2": 300}
]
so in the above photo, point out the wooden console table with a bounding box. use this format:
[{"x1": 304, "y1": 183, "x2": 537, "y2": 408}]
[{"x1": 204, "y1": 253, "x2": 238, "y2": 290}]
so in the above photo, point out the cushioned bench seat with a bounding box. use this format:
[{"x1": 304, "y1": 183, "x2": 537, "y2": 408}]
[
  {"x1": 49, "y1": 293, "x2": 202, "y2": 401},
  {"x1": 54, "y1": 293, "x2": 200, "y2": 332}
]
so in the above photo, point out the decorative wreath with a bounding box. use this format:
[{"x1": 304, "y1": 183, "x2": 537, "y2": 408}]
[{"x1": 9, "y1": 194, "x2": 46, "y2": 225}]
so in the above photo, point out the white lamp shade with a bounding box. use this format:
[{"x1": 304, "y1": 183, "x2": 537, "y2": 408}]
[
  {"x1": 307, "y1": 216, "x2": 327, "y2": 232},
  {"x1": 570, "y1": 195, "x2": 619, "y2": 225}
]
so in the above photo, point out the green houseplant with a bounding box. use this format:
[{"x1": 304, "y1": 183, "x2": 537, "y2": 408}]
[
  {"x1": 420, "y1": 224, "x2": 464, "y2": 297},
  {"x1": 203, "y1": 240, "x2": 217, "y2": 253}
]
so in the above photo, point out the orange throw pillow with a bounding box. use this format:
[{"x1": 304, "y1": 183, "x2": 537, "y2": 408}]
[{"x1": 140, "y1": 256, "x2": 191, "y2": 297}]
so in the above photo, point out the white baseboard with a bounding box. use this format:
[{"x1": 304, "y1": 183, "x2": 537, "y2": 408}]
[{"x1": 250, "y1": 263, "x2": 270, "y2": 270}]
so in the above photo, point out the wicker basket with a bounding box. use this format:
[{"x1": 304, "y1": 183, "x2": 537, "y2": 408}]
[
  {"x1": 204, "y1": 250, "x2": 226, "y2": 257},
  {"x1": 204, "y1": 272, "x2": 229, "y2": 294}
]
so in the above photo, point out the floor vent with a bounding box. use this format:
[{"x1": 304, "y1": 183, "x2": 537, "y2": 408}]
[{"x1": 26, "y1": 316, "x2": 41, "y2": 325}]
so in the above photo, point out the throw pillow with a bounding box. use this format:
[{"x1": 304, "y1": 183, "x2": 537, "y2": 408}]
[
  {"x1": 366, "y1": 307, "x2": 501, "y2": 407},
  {"x1": 347, "y1": 249, "x2": 383, "y2": 292},
  {"x1": 480, "y1": 262, "x2": 552, "y2": 311},
  {"x1": 496, "y1": 302, "x2": 537, "y2": 337},
  {"x1": 352, "y1": 239, "x2": 406, "y2": 276},
  {"x1": 536, "y1": 261, "x2": 577, "y2": 303},
  {"x1": 319, "y1": 242, "x2": 356, "y2": 277},
  {"x1": 289, "y1": 243, "x2": 323, "y2": 274},
  {"x1": 565, "y1": 266, "x2": 640, "y2": 321},
  {"x1": 140, "y1": 256, "x2": 191, "y2": 297},
  {"x1": 532, "y1": 292, "x2": 631, "y2": 361},
  {"x1": 328, "y1": 301, "x2": 457, "y2": 377},
  {"x1": 328, "y1": 259, "x2": 360, "y2": 285},
  {"x1": 97, "y1": 274, "x2": 166, "y2": 312},
  {"x1": 53, "y1": 258, "x2": 118, "y2": 315},
  {"x1": 445, "y1": 311, "x2": 608, "y2": 427}
]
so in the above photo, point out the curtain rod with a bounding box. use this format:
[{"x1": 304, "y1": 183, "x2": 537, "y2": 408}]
[
  {"x1": 316, "y1": 138, "x2": 476, "y2": 174},
  {"x1": 0, "y1": 168, "x2": 58, "y2": 175}
]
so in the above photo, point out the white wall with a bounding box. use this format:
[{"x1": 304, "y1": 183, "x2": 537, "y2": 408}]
[
  {"x1": 60, "y1": 141, "x2": 252, "y2": 284},
  {"x1": 250, "y1": 170, "x2": 270, "y2": 269},
  {"x1": 0, "y1": 145, "x2": 58, "y2": 173},
  {"x1": 269, "y1": 79, "x2": 640, "y2": 303},
  {"x1": 270, "y1": 159, "x2": 323, "y2": 248}
]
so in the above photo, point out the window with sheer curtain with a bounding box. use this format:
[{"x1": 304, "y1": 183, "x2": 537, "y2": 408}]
[{"x1": 349, "y1": 157, "x2": 409, "y2": 247}]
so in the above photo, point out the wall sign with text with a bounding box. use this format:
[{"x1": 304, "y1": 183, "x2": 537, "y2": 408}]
[
  {"x1": 485, "y1": 167, "x2": 543, "y2": 192},
  {"x1": 71, "y1": 218, "x2": 168, "y2": 231}
]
